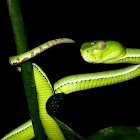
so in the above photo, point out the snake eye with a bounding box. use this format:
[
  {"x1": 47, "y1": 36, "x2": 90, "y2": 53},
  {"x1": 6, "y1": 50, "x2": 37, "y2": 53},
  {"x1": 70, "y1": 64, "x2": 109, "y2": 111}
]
[{"x1": 98, "y1": 42, "x2": 106, "y2": 50}]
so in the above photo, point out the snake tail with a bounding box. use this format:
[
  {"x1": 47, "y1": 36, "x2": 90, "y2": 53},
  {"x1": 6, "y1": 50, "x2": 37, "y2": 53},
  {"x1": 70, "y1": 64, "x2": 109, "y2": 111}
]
[{"x1": 9, "y1": 38, "x2": 75, "y2": 66}]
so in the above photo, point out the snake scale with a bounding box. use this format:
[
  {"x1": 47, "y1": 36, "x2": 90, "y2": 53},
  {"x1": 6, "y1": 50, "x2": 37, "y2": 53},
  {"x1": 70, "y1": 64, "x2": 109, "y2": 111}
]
[{"x1": 2, "y1": 38, "x2": 140, "y2": 140}]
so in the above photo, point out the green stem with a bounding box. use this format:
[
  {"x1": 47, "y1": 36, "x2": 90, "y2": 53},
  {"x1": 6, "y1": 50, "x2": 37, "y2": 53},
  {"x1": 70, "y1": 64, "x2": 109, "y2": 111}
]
[{"x1": 7, "y1": 0, "x2": 46, "y2": 139}]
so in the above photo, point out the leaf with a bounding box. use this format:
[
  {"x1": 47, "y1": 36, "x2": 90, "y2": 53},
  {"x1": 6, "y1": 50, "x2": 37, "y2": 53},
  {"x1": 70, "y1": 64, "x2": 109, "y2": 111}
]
[
  {"x1": 53, "y1": 117, "x2": 86, "y2": 140},
  {"x1": 88, "y1": 126, "x2": 140, "y2": 140}
]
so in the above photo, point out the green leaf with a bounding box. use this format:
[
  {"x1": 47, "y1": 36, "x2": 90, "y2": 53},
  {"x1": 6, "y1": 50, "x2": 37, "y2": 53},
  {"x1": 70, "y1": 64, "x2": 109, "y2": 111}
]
[{"x1": 88, "y1": 126, "x2": 140, "y2": 140}]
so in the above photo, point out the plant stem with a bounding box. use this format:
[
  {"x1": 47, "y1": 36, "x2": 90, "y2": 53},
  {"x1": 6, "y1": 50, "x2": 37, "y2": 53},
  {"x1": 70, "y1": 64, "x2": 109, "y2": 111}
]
[{"x1": 7, "y1": 0, "x2": 46, "y2": 139}]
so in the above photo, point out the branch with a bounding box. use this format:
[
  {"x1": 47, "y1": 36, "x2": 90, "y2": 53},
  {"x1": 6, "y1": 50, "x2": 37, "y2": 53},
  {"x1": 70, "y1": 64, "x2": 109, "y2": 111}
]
[{"x1": 7, "y1": 0, "x2": 46, "y2": 139}]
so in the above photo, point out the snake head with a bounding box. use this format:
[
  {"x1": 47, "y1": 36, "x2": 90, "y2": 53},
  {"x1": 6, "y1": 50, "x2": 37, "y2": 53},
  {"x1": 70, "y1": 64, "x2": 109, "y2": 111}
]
[{"x1": 80, "y1": 40, "x2": 126, "y2": 64}]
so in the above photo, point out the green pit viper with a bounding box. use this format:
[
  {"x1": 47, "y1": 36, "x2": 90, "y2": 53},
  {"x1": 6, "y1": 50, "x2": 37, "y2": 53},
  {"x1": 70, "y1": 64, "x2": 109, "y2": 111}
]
[{"x1": 2, "y1": 38, "x2": 140, "y2": 140}]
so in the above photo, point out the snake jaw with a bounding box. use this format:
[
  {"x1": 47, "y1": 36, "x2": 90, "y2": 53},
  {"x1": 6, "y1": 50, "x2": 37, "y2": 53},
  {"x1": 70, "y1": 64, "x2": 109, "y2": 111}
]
[{"x1": 100, "y1": 50, "x2": 122, "y2": 63}]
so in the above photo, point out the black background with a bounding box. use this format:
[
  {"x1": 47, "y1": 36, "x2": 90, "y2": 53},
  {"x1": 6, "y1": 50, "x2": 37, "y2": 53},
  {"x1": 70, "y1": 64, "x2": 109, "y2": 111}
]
[{"x1": 1, "y1": 0, "x2": 140, "y2": 139}]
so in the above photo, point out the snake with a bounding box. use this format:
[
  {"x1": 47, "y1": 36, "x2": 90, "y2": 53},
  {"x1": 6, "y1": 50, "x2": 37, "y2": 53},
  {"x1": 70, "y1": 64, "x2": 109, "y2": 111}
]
[{"x1": 2, "y1": 38, "x2": 140, "y2": 140}]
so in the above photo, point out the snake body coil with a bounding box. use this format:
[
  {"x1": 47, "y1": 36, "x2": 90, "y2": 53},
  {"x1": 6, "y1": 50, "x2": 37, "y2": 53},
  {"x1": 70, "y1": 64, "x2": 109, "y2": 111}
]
[{"x1": 2, "y1": 39, "x2": 140, "y2": 139}]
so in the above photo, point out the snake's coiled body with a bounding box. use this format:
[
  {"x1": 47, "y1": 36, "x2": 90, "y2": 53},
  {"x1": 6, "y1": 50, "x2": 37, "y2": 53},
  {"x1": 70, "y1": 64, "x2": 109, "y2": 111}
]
[
  {"x1": 2, "y1": 39, "x2": 140, "y2": 140},
  {"x1": 55, "y1": 45, "x2": 140, "y2": 94}
]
